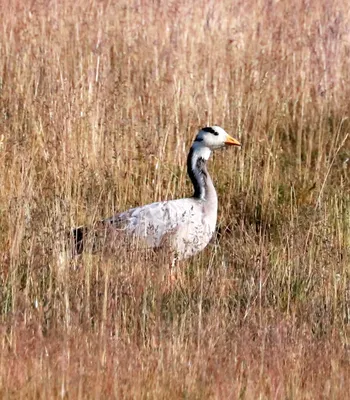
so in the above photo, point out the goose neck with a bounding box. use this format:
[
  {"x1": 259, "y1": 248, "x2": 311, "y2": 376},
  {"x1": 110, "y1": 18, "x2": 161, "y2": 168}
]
[{"x1": 187, "y1": 146, "x2": 215, "y2": 201}]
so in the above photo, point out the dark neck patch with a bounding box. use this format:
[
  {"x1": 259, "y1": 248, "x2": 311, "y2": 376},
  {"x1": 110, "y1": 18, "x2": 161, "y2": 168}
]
[{"x1": 187, "y1": 148, "x2": 208, "y2": 199}]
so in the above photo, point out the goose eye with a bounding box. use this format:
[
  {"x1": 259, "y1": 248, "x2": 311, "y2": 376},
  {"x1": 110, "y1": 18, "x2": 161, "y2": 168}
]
[{"x1": 202, "y1": 127, "x2": 219, "y2": 136}]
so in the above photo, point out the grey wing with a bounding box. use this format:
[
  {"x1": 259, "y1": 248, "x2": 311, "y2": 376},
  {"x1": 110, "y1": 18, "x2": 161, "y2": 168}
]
[{"x1": 103, "y1": 198, "x2": 200, "y2": 249}]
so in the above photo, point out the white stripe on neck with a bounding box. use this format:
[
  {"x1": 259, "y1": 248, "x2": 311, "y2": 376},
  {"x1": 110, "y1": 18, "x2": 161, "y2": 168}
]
[
  {"x1": 189, "y1": 145, "x2": 211, "y2": 200},
  {"x1": 191, "y1": 144, "x2": 211, "y2": 161}
]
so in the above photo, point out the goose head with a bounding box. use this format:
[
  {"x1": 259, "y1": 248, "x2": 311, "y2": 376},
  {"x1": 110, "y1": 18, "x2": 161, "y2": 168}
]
[{"x1": 192, "y1": 126, "x2": 241, "y2": 159}]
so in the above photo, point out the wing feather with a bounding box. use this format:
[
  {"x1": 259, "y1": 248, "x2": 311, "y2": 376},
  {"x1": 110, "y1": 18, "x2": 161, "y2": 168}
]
[{"x1": 104, "y1": 198, "x2": 203, "y2": 249}]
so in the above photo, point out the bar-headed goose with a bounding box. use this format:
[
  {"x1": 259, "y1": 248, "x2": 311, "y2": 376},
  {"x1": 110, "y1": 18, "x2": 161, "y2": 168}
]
[{"x1": 72, "y1": 126, "x2": 241, "y2": 259}]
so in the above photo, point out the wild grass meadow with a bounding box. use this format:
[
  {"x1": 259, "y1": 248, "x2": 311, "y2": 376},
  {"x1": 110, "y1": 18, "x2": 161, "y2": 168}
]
[{"x1": 0, "y1": 0, "x2": 349, "y2": 398}]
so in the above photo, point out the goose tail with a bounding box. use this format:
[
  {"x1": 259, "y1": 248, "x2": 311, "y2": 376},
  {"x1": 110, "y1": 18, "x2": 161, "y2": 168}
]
[{"x1": 70, "y1": 225, "x2": 89, "y2": 255}]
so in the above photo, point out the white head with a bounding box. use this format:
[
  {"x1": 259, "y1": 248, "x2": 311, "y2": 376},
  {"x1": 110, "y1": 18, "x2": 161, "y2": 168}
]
[
  {"x1": 191, "y1": 126, "x2": 241, "y2": 159},
  {"x1": 187, "y1": 126, "x2": 241, "y2": 199}
]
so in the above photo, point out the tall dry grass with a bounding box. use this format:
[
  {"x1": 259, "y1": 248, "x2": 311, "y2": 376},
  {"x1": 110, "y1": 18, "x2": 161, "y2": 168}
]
[{"x1": 0, "y1": 0, "x2": 349, "y2": 398}]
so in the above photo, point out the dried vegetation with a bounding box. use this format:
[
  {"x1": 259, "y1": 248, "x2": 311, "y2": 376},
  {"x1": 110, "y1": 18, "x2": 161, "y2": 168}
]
[{"x1": 0, "y1": 0, "x2": 349, "y2": 398}]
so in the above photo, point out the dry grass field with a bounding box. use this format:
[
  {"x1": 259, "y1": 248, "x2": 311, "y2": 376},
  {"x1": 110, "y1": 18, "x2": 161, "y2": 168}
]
[{"x1": 0, "y1": 0, "x2": 349, "y2": 398}]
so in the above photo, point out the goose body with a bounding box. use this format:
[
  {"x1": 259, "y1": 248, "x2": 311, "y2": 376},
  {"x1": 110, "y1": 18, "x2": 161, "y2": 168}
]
[
  {"x1": 72, "y1": 126, "x2": 241, "y2": 259},
  {"x1": 103, "y1": 197, "x2": 215, "y2": 259}
]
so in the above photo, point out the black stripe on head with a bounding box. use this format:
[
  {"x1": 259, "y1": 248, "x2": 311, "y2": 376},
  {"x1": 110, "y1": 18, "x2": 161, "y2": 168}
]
[
  {"x1": 202, "y1": 126, "x2": 218, "y2": 136},
  {"x1": 194, "y1": 137, "x2": 203, "y2": 142}
]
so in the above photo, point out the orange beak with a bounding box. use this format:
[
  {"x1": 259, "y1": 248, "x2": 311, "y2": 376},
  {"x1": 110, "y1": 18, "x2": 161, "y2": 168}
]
[{"x1": 225, "y1": 134, "x2": 241, "y2": 147}]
